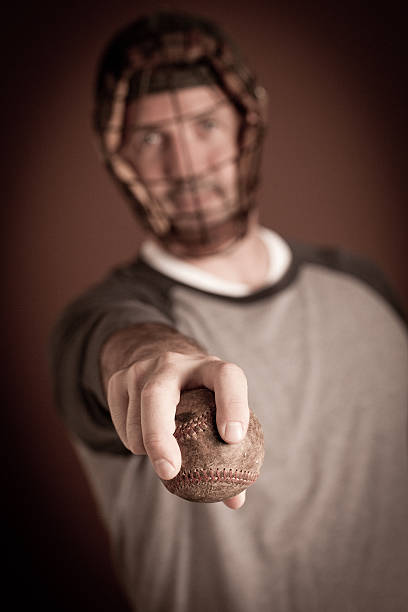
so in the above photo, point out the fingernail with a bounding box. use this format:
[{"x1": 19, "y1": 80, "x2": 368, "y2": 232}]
[
  {"x1": 224, "y1": 421, "x2": 243, "y2": 443},
  {"x1": 154, "y1": 459, "x2": 177, "y2": 480}
]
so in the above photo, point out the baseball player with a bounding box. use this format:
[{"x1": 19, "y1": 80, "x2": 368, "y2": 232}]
[{"x1": 52, "y1": 12, "x2": 408, "y2": 611}]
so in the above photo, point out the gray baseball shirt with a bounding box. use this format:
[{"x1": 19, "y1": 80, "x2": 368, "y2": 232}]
[{"x1": 51, "y1": 229, "x2": 408, "y2": 611}]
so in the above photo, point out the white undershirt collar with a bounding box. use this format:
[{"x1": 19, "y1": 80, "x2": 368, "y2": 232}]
[{"x1": 139, "y1": 227, "x2": 292, "y2": 297}]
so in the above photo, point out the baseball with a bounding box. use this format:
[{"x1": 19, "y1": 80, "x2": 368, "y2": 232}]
[{"x1": 161, "y1": 388, "x2": 265, "y2": 502}]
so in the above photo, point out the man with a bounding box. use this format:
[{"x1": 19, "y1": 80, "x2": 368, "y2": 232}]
[{"x1": 52, "y1": 12, "x2": 408, "y2": 611}]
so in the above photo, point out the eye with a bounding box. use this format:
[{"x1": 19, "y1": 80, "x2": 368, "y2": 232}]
[
  {"x1": 142, "y1": 130, "x2": 163, "y2": 146},
  {"x1": 197, "y1": 116, "x2": 218, "y2": 131}
]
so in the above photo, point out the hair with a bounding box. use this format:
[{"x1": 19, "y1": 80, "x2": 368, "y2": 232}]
[{"x1": 93, "y1": 12, "x2": 256, "y2": 133}]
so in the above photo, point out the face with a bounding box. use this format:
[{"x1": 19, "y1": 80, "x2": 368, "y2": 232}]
[{"x1": 119, "y1": 85, "x2": 241, "y2": 250}]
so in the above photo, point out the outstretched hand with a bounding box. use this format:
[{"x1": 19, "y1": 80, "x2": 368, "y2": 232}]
[{"x1": 106, "y1": 351, "x2": 249, "y2": 509}]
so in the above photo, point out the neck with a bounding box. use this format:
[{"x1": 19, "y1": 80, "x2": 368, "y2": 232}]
[{"x1": 182, "y1": 223, "x2": 269, "y2": 289}]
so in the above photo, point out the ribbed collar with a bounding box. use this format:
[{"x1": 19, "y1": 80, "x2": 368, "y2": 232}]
[{"x1": 139, "y1": 227, "x2": 292, "y2": 298}]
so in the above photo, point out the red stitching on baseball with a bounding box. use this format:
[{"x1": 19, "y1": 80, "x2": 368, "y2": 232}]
[
  {"x1": 175, "y1": 409, "x2": 214, "y2": 440},
  {"x1": 170, "y1": 468, "x2": 259, "y2": 492}
]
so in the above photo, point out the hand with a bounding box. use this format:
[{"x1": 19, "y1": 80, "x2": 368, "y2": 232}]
[{"x1": 106, "y1": 351, "x2": 249, "y2": 509}]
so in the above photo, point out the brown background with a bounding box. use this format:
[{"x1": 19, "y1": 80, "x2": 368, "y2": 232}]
[{"x1": 3, "y1": 1, "x2": 407, "y2": 609}]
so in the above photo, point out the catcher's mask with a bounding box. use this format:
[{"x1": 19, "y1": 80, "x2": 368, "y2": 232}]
[{"x1": 94, "y1": 12, "x2": 267, "y2": 256}]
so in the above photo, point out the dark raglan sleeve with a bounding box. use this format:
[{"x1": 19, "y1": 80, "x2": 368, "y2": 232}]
[{"x1": 50, "y1": 261, "x2": 175, "y2": 454}]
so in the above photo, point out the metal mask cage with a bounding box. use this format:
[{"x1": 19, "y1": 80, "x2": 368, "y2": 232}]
[{"x1": 94, "y1": 15, "x2": 267, "y2": 256}]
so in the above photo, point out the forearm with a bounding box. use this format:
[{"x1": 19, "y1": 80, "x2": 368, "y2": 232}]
[{"x1": 100, "y1": 322, "x2": 205, "y2": 393}]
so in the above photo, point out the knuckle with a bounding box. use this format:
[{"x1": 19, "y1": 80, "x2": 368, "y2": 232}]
[
  {"x1": 206, "y1": 355, "x2": 222, "y2": 362},
  {"x1": 107, "y1": 368, "x2": 125, "y2": 393},
  {"x1": 127, "y1": 361, "x2": 147, "y2": 387},
  {"x1": 127, "y1": 360, "x2": 142, "y2": 378},
  {"x1": 142, "y1": 431, "x2": 168, "y2": 454},
  {"x1": 216, "y1": 361, "x2": 246, "y2": 382},
  {"x1": 108, "y1": 364, "x2": 141, "y2": 399},
  {"x1": 225, "y1": 396, "x2": 248, "y2": 412},
  {"x1": 141, "y1": 363, "x2": 180, "y2": 401},
  {"x1": 157, "y1": 351, "x2": 183, "y2": 367},
  {"x1": 127, "y1": 438, "x2": 145, "y2": 455},
  {"x1": 203, "y1": 355, "x2": 222, "y2": 367},
  {"x1": 140, "y1": 377, "x2": 167, "y2": 402}
]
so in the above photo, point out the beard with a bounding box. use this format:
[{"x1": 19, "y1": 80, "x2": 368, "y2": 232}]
[
  {"x1": 165, "y1": 185, "x2": 238, "y2": 237},
  {"x1": 150, "y1": 162, "x2": 239, "y2": 232}
]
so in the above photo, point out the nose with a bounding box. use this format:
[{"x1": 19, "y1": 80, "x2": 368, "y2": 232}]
[{"x1": 163, "y1": 126, "x2": 206, "y2": 180}]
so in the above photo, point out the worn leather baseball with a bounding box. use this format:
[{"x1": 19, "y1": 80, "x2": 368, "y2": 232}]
[{"x1": 161, "y1": 388, "x2": 265, "y2": 502}]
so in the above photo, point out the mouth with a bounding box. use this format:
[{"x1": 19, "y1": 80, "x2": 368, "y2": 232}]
[{"x1": 166, "y1": 182, "x2": 224, "y2": 212}]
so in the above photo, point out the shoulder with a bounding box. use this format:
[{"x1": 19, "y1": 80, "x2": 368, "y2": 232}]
[
  {"x1": 63, "y1": 257, "x2": 175, "y2": 315},
  {"x1": 289, "y1": 242, "x2": 406, "y2": 324},
  {"x1": 52, "y1": 256, "x2": 178, "y2": 348}
]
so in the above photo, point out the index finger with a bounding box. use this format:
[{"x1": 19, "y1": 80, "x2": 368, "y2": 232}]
[
  {"x1": 199, "y1": 360, "x2": 249, "y2": 444},
  {"x1": 140, "y1": 373, "x2": 182, "y2": 480}
]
